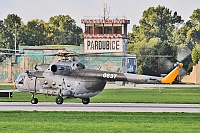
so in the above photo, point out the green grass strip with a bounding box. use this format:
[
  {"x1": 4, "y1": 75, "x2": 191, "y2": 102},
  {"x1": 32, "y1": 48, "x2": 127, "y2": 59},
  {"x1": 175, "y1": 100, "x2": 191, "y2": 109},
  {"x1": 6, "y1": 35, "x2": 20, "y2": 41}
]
[
  {"x1": 0, "y1": 111, "x2": 199, "y2": 133},
  {"x1": 0, "y1": 87, "x2": 199, "y2": 104}
]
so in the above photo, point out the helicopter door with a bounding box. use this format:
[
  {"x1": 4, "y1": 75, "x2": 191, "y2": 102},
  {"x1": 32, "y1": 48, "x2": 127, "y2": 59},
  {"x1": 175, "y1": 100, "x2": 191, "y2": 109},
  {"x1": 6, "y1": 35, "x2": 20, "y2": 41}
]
[
  {"x1": 28, "y1": 77, "x2": 38, "y2": 92},
  {"x1": 16, "y1": 75, "x2": 26, "y2": 91}
]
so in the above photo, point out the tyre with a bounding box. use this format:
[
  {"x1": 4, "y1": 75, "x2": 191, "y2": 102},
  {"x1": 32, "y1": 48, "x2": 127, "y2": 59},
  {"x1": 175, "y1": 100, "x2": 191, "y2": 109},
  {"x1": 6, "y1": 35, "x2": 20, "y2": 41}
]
[
  {"x1": 55, "y1": 96, "x2": 63, "y2": 104},
  {"x1": 82, "y1": 98, "x2": 90, "y2": 105},
  {"x1": 31, "y1": 98, "x2": 38, "y2": 104}
]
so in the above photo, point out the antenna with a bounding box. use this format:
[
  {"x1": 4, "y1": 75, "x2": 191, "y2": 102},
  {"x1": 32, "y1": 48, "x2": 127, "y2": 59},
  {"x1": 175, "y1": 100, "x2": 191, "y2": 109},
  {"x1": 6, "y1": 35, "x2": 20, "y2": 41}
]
[{"x1": 103, "y1": 3, "x2": 110, "y2": 20}]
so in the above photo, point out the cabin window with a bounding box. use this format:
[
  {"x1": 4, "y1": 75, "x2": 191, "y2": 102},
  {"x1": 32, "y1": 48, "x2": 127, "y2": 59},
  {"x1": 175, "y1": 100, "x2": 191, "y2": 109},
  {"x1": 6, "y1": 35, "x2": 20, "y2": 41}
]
[
  {"x1": 44, "y1": 81, "x2": 48, "y2": 85},
  {"x1": 67, "y1": 83, "x2": 71, "y2": 87},
  {"x1": 52, "y1": 81, "x2": 56, "y2": 86},
  {"x1": 16, "y1": 76, "x2": 25, "y2": 84}
]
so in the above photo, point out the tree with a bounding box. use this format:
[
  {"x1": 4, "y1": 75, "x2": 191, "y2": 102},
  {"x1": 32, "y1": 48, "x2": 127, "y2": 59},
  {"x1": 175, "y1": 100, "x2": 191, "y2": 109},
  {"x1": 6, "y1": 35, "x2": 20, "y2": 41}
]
[
  {"x1": 173, "y1": 21, "x2": 194, "y2": 46},
  {"x1": 4, "y1": 14, "x2": 21, "y2": 31},
  {"x1": 48, "y1": 15, "x2": 83, "y2": 45},
  {"x1": 26, "y1": 19, "x2": 49, "y2": 45},
  {"x1": 186, "y1": 9, "x2": 200, "y2": 45},
  {"x1": 138, "y1": 5, "x2": 183, "y2": 42},
  {"x1": 0, "y1": 20, "x2": 9, "y2": 48},
  {"x1": 3, "y1": 14, "x2": 22, "y2": 49},
  {"x1": 128, "y1": 5, "x2": 182, "y2": 75},
  {"x1": 128, "y1": 38, "x2": 176, "y2": 76},
  {"x1": 186, "y1": 24, "x2": 200, "y2": 45},
  {"x1": 190, "y1": 8, "x2": 200, "y2": 24},
  {"x1": 172, "y1": 9, "x2": 200, "y2": 50},
  {"x1": 191, "y1": 44, "x2": 200, "y2": 64}
]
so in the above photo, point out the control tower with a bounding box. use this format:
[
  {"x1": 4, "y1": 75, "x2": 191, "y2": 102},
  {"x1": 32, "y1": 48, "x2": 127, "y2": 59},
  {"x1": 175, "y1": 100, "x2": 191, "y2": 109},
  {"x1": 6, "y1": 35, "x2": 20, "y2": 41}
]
[
  {"x1": 81, "y1": 10, "x2": 130, "y2": 53},
  {"x1": 81, "y1": 4, "x2": 136, "y2": 74}
]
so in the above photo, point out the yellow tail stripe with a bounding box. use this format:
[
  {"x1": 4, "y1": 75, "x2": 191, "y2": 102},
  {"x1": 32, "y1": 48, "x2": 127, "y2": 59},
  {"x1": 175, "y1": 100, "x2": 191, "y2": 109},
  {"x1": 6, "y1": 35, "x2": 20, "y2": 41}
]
[{"x1": 161, "y1": 63, "x2": 183, "y2": 84}]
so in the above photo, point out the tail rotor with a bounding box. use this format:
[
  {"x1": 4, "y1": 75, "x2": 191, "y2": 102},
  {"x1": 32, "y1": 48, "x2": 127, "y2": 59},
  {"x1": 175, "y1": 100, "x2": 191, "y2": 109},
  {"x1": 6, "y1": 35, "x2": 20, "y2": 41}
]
[{"x1": 160, "y1": 46, "x2": 191, "y2": 77}]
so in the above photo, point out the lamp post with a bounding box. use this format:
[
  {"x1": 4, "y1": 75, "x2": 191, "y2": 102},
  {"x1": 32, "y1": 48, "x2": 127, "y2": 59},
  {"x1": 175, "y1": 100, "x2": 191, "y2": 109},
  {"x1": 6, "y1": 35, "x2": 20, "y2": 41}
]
[{"x1": 14, "y1": 23, "x2": 17, "y2": 54}]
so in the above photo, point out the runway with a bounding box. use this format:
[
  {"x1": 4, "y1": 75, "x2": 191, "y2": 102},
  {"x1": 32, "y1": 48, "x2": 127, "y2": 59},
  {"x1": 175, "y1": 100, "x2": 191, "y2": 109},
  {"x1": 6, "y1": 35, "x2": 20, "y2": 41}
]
[
  {"x1": 0, "y1": 102, "x2": 199, "y2": 112},
  {"x1": 105, "y1": 83, "x2": 200, "y2": 89}
]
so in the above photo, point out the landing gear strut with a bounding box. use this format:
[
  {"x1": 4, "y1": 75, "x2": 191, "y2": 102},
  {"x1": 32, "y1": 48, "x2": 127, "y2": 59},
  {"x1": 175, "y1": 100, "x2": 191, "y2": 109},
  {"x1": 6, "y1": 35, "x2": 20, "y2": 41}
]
[
  {"x1": 82, "y1": 98, "x2": 90, "y2": 105},
  {"x1": 55, "y1": 96, "x2": 64, "y2": 104},
  {"x1": 31, "y1": 93, "x2": 38, "y2": 104}
]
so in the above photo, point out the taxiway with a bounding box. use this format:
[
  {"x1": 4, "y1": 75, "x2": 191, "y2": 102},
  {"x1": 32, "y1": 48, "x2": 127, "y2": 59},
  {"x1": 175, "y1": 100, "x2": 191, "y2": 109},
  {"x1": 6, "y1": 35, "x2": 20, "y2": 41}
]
[{"x1": 0, "y1": 102, "x2": 199, "y2": 112}]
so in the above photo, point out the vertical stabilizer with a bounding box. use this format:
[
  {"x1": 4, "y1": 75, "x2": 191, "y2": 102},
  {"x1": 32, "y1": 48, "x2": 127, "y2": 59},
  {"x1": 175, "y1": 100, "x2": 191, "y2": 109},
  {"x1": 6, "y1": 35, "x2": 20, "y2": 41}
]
[{"x1": 161, "y1": 63, "x2": 183, "y2": 84}]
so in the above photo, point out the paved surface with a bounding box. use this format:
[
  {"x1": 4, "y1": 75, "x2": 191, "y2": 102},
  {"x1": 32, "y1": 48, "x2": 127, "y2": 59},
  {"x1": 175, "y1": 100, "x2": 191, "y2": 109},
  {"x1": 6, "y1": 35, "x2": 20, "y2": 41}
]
[
  {"x1": 1, "y1": 84, "x2": 199, "y2": 113},
  {"x1": 105, "y1": 83, "x2": 200, "y2": 89},
  {"x1": 0, "y1": 102, "x2": 199, "y2": 112},
  {"x1": 1, "y1": 84, "x2": 199, "y2": 93}
]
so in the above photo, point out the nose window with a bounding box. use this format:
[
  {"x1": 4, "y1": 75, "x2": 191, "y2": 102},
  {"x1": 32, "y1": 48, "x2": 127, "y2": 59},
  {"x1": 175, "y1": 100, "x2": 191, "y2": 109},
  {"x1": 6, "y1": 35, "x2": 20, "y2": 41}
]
[{"x1": 18, "y1": 76, "x2": 25, "y2": 84}]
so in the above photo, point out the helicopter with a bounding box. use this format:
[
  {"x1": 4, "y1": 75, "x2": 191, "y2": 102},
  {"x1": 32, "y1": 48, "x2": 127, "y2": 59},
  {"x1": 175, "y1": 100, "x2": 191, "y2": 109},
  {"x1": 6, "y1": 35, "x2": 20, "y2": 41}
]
[{"x1": 12, "y1": 50, "x2": 186, "y2": 105}]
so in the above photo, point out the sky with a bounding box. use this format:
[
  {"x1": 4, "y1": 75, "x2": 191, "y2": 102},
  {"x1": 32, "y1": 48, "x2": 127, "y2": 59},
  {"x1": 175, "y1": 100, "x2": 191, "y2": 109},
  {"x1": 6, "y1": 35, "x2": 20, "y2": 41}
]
[{"x1": 0, "y1": 0, "x2": 200, "y2": 32}]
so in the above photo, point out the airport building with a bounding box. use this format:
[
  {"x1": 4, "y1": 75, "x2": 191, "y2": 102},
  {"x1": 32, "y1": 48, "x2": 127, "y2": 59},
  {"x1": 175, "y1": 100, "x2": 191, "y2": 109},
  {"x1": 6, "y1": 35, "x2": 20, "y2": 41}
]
[{"x1": 81, "y1": 15, "x2": 136, "y2": 73}]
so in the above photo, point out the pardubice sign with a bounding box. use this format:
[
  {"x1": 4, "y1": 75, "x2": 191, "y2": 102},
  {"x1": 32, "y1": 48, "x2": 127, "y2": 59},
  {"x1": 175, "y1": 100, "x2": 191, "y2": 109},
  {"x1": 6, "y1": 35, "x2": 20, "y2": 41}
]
[{"x1": 84, "y1": 39, "x2": 123, "y2": 53}]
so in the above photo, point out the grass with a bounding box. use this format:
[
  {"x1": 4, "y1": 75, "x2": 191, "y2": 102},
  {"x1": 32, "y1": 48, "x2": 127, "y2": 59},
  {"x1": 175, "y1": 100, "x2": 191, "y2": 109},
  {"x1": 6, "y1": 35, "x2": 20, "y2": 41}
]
[
  {"x1": 0, "y1": 85, "x2": 199, "y2": 104},
  {"x1": 0, "y1": 85, "x2": 199, "y2": 132},
  {"x1": 0, "y1": 85, "x2": 14, "y2": 90},
  {"x1": 0, "y1": 111, "x2": 199, "y2": 133},
  {"x1": 93, "y1": 87, "x2": 200, "y2": 104}
]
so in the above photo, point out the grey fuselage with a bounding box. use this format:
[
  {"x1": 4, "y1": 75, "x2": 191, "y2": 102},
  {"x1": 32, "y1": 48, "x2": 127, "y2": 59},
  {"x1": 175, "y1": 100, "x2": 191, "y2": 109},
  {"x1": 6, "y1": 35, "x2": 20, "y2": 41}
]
[{"x1": 15, "y1": 59, "x2": 162, "y2": 99}]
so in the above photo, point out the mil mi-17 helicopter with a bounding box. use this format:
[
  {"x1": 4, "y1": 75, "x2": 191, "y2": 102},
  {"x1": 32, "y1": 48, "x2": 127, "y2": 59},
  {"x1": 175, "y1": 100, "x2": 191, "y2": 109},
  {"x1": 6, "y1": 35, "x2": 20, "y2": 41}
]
[{"x1": 12, "y1": 49, "x2": 190, "y2": 105}]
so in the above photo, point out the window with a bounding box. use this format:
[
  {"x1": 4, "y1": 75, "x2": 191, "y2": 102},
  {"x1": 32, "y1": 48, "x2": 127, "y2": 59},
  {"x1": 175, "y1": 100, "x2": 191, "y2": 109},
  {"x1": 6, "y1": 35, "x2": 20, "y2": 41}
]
[
  {"x1": 18, "y1": 76, "x2": 24, "y2": 84},
  {"x1": 44, "y1": 81, "x2": 48, "y2": 85},
  {"x1": 104, "y1": 24, "x2": 112, "y2": 34},
  {"x1": 52, "y1": 81, "x2": 56, "y2": 86},
  {"x1": 85, "y1": 24, "x2": 93, "y2": 34},
  {"x1": 94, "y1": 24, "x2": 103, "y2": 34},
  {"x1": 114, "y1": 26, "x2": 122, "y2": 34},
  {"x1": 104, "y1": 27, "x2": 112, "y2": 34},
  {"x1": 16, "y1": 76, "x2": 25, "y2": 84},
  {"x1": 113, "y1": 24, "x2": 122, "y2": 34},
  {"x1": 85, "y1": 26, "x2": 93, "y2": 34}
]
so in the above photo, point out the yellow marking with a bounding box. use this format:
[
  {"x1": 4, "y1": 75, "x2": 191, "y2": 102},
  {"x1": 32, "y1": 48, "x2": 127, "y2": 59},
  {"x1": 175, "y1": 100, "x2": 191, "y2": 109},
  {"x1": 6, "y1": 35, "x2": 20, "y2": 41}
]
[
  {"x1": 161, "y1": 63, "x2": 183, "y2": 84},
  {"x1": 13, "y1": 82, "x2": 16, "y2": 89},
  {"x1": 8, "y1": 92, "x2": 12, "y2": 98},
  {"x1": 57, "y1": 50, "x2": 73, "y2": 55},
  {"x1": 138, "y1": 75, "x2": 144, "y2": 79}
]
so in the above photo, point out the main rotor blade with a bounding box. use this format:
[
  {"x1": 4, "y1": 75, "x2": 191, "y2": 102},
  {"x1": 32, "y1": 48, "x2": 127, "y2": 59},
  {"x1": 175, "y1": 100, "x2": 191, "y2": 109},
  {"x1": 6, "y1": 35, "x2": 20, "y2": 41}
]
[{"x1": 0, "y1": 48, "x2": 22, "y2": 52}]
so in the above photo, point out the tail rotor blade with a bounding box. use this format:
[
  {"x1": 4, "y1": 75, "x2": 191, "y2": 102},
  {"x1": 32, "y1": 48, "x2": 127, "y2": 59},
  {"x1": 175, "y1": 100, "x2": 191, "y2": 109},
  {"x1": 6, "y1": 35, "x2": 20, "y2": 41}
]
[
  {"x1": 177, "y1": 46, "x2": 191, "y2": 62},
  {"x1": 159, "y1": 58, "x2": 174, "y2": 73},
  {"x1": 179, "y1": 68, "x2": 187, "y2": 76}
]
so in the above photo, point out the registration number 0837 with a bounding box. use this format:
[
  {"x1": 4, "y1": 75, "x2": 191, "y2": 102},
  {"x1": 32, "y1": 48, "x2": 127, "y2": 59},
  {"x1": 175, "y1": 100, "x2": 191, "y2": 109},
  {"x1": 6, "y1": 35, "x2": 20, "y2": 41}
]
[{"x1": 103, "y1": 73, "x2": 117, "y2": 79}]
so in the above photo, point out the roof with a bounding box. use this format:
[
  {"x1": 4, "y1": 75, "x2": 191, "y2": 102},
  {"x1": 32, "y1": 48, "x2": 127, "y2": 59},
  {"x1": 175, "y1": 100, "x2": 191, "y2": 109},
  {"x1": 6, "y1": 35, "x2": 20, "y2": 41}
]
[{"x1": 81, "y1": 19, "x2": 130, "y2": 24}]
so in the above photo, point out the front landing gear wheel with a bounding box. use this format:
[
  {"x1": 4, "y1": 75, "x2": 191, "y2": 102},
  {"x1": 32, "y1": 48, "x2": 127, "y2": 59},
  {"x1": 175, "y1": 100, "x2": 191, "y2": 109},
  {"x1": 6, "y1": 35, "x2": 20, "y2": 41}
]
[
  {"x1": 82, "y1": 98, "x2": 90, "y2": 105},
  {"x1": 55, "y1": 96, "x2": 63, "y2": 104},
  {"x1": 31, "y1": 98, "x2": 38, "y2": 104}
]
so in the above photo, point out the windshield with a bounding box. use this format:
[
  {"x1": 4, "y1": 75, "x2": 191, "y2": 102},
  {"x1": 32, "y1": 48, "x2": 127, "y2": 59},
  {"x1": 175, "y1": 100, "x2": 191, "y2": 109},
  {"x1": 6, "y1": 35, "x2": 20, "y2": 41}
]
[{"x1": 16, "y1": 75, "x2": 25, "y2": 84}]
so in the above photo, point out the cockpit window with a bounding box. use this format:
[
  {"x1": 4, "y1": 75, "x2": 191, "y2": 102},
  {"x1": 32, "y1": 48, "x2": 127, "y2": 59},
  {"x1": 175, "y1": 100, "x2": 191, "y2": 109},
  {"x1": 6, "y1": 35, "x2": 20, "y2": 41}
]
[
  {"x1": 16, "y1": 76, "x2": 25, "y2": 84},
  {"x1": 76, "y1": 63, "x2": 85, "y2": 69}
]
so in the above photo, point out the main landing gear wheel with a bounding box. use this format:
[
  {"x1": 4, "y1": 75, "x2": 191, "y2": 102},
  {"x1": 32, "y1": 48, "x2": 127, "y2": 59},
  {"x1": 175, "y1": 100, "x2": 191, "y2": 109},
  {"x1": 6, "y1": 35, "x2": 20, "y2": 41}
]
[
  {"x1": 82, "y1": 98, "x2": 90, "y2": 105},
  {"x1": 31, "y1": 98, "x2": 38, "y2": 104},
  {"x1": 55, "y1": 96, "x2": 63, "y2": 104}
]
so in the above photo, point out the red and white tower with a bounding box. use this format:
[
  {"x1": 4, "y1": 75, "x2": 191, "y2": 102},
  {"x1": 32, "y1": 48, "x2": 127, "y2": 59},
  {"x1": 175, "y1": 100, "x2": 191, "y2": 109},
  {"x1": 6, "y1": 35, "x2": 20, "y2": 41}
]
[
  {"x1": 81, "y1": 4, "x2": 136, "y2": 75},
  {"x1": 81, "y1": 4, "x2": 130, "y2": 53}
]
